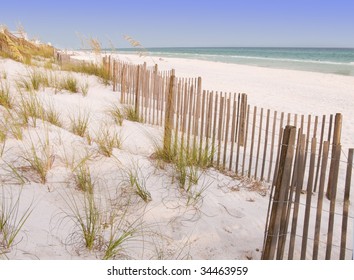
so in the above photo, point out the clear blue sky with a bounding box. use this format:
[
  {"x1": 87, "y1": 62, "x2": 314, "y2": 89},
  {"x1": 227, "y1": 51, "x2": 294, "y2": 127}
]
[{"x1": 1, "y1": 0, "x2": 354, "y2": 49}]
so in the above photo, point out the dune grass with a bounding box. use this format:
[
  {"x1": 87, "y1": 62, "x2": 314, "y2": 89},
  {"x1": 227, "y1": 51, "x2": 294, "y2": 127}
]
[
  {"x1": 74, "y1": 163, "x2": 94, "y2": 194},
  {"x1": 43, "y1": 103, "x2": 62, "y2": 127},
  {"x1": 0, "y1": 27, "x2": 54, "y2": 63},
  {"x1": 1, "y1": 111, "x2": 23, "y2": 140},
  {"x1": 123, "y1": 163, "x2": 151, "y2": 203},
  {"x1": 0, "y1": 188, "x2": 33, "y2": 250},
  {"x1": 95, "y1": 126, "x2": 122, "y2": 157},
  {"x1": 124, "y1": 106, "x2": 142, "y2": 123},
  {"x1": 21, "y1": 132, "x2": 54, "y2": 184},
  {"x1": 80, "y1": 81, "x2": 89, "y2": 97},
  {"x1": 64, "y1": 191, "x2": 101, "y2": 251},
  {"x1": 60, "y1": 75, "x2": 78, "y2": 93},
  {"x1": 69, "y1": 110, "x2": 90, "y2": 137},
  {"x1": 102, "y1": 205, "x2": 138, "y2": 260},
  {"x1": 16, "y1": 92, "x2": 45, "y2": 127},
  {"x1": 107, "y1": 104, "x2": 124, "y2": 126},
  {"x1": 0, "y1": 127, "x2": 6, "y2": 157},
  {"x1": 61, "y1": 62, "x2": 110, "y2": 86},
  {"x1": 0, "y1": 79, "x2": 13, "y2": 109},
  {"x1": 152, "y1": 138, "x2": 214, "y2": 194},
  {"x1": 16, "y1": 68, "x2": 49, "y2": 92}
]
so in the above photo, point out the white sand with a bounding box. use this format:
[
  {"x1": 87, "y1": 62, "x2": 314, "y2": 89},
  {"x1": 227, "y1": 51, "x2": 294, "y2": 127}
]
[
  {"x1": 110, "y1": 53, "x2": 354, "y2": 150},
  {"x1": 0, "y1": 53, "x2": 353, "y2": 260}
]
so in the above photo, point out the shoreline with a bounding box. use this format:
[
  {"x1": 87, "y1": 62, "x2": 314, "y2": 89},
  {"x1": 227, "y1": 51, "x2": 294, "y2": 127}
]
[{"x1": 112, "y1": 47, "x2": 354, "y2": 77}]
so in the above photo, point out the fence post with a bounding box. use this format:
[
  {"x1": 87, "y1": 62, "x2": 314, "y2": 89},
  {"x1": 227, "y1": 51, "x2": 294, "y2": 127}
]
[
  {"x1": 262, "y1": 125, "x2": 296, "y2": 260},
  {"x1": 326, "y1": 113, "x2": 342, "y2": 199},
  {"x1": 163, "y1": 70, "x2": 175, "y2": 156}
]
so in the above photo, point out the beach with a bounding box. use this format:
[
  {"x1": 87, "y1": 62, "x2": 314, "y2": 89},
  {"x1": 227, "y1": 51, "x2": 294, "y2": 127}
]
[
  {"x1": 107, "y1": 53, "x2": 354, "y2": 148},
  {"x1": 0, "y1": 51, "x2": 353, "y2": 260}
]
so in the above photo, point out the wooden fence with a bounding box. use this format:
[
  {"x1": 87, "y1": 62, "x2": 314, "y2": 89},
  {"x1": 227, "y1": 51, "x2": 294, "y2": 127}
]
[
  {"x1": 106, "y1": 57, "x2": 340, "y2": 182},
  {"x1": 262, "y1": 125, "x2": 353, "y2": 260},
  {"x1": 103, "y1": 56, "x2": 353, "y2": 259}
]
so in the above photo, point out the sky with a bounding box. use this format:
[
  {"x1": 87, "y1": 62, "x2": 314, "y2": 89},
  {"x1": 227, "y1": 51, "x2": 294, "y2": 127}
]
[{"x1": 1, "y1": 0, "x2": 354, "y2": 49}]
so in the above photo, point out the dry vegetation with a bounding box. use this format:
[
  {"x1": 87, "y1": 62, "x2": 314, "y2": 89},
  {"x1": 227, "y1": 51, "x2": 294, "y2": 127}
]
[{"x1": 0, "y1": 26, "x2": 54, "y2": 64}]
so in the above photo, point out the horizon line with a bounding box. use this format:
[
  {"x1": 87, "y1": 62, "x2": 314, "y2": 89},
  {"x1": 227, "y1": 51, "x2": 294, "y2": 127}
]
[{"x1": 72, "y1": 46, "x2": 354, "y2": 51}]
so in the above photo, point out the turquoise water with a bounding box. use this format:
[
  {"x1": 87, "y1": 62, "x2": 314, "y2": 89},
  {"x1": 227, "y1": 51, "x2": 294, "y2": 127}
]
[{"x1": 116, "y1": 47, "x2": 354, "y2": 76}]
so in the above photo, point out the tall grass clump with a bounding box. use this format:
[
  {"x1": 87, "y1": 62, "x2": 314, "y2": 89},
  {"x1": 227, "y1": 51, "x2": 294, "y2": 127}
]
[
  {"x1": 44, "y1": 103, "x2": 62, "y2": 127},
  {"x1": 16, "y1": 69, "x2": 48, "y2": 92},
  {"x1": 74, "y1": 163, "x2": 94, "y2": 194},
  {"x1": 1, "y1": 111, "x2": 24, "y2": 140},
  {"x1": 95, "y1": 127, "x2": 122, "y2": 157},
  {"x1": 107, "y1": 104, "x2": 124, "y2": 126},
  {"x1": 80, "y1": 81, "x2": 89, "y2": 97},
  {"x1": 60, "y1": 145, "x2": 97, "y2": 172},
  {"x1": 63, "y1": 189, "x2": 140, "y2": 256},
  {"x1": 69, "y1": 110, "x2": 90, "y2": 137},
  {"x1": 123, "y1": 163, "x2": 151, "y2": 203},
  {"x1": 16, "y1": 93, "x2": 45, "y2": 127},
  {"x1": 0, "y1": 127, "x2": 6, "y2": 157},
  {"x1": 64, "y1": 191, "x2": 101, "y2": 251},
  {"x1": 153, "y1": 140, "x2": 213, "y2": 191},
  {"x1": 21, "y1": 132, "x2": 54, "y2": 184},
  {"x1": 102, "y1": 205, "x2": 138, "y2": 260},
  {"x1": 0, "y1": 188, "x2": 33, "y2": 250},
  {"x1": 60, "y1": 75, "x2": 78, "y2": 93},
  {"x1": 61, "y1": 62, "x2": 110, "y2": 86},
  {"x1": 0, "y1": 79, "x2": 13, "y2": 109},
  {"x1": 156, "y1": 142, "x2": 210, "y2": 207},
  {"x1": 124, "y1": 106, "x2": 142, "y2": 123}
]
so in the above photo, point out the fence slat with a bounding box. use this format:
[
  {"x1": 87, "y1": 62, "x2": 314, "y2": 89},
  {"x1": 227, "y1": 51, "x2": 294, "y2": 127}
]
[
  {"x1": 205, "y1": 91, "x2": 213, "y2": 160},
  {"x1": 241, "y1": 105, "x2": 250, "y2": 176},
  {"x1": 217, "y1": 95, "x2": 225, "y2": 168},
  {"x1": 276, "y1": 128, "x2": 302, "y2": 259},
  {"x1": 314, "y1": 115, "x2": 326, "y2": 192},
  {"x1": 262, "y1": 125, "x2": 296, "y2": 260},
  {"x1": 223, "y1": 97, "x2": 231, "y2": 169},
  {"x1": 313, "y1": 141, "x2": 330, "y2": 259},
  {"x1": 326, "y1": 113, "x2": 342, "y2": 199},
  {"x1": 288, "y1": 134, "x2": 306, "y2": 260},
  {"x1": 211, "y1": 93, "x2": 219, "y2": 164},
  {"x1": 261, "y1": 109, "x2": 270, "y2": 181},
  {"x1": 254, "y1": 108, "x2": 264, "y2": 179},
  {"x1": 199, "y1": 90, "x2": 207, "y2": 163},
  {"x1": 229, "y1": 96, "x2": 237, "y2": 171},
  {"x1": 267, "y1": 111, "x2": 277, "y2": 182},
  {"x1": 340, "y1": 148, "x2": 353, "y2": 259},
  {"x1": 186, "y1": 82, "x2": 194, "y2": 155},
  {"x1": 300, "y1": 137, "x2": 317, "y2": 260},
  {"x1": 248, "y1": 106, "x2": 257, "y2": 178},
  {"x1": 325, "y1": 144, "x2": 341, "y2": 259}
]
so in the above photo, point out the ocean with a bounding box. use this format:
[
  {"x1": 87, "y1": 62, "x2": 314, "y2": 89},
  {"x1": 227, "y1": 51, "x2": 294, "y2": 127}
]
[{"x1": 116, "y1": 47, "x2": 354, "y2": 76}]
